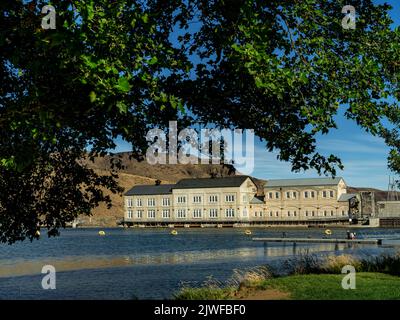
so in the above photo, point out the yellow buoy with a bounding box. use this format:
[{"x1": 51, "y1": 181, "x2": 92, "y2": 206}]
[
  {"x1": 245, "y1": 229, "x2": 252, "y2": 235},
  {"x1": 170, "y1": 230, "x2": 178, "y2": 236},
  {"x1": 98, "y1": 230, "x2": 106, "y2": 236},
  {"x1": 325, "y1": 229, "x2": 332, "y2": 235}
]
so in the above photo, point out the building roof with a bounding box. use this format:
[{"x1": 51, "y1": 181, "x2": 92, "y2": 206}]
[
  {"x1": 124, "y1": 184, "x2": 174, "y2": 196},
  {"x1": 264, "y1": 177, "x2": 344, "y2": 188},
  {"x1": 173, "y1": 175, "x2": 253, "y2": 190},
  {"x1": 338, "y1": 193, "x2": 357, "y2": 202},
  {"x1": 250, "y1": 196, "x2": 265, "y2": 204}
]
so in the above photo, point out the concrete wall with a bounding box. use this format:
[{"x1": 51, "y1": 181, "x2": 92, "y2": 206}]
[{"x1": 376, "y1": 201, "x2": 400, "y2": 218}]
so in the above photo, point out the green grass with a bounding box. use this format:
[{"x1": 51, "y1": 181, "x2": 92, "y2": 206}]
[
  {"x1": 257, "y1": 272, "x2": 400, "y2": 300},
  {"x1": 173, "y1": 254, "x2": 400, "y2": 300},
  {"x1": 174, "y1": 286, "x2": 235, "y2": 300}
]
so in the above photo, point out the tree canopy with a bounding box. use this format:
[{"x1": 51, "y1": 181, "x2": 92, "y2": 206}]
[{"x1": 0, "y1": 0, "x2": 399, "y2": 243}]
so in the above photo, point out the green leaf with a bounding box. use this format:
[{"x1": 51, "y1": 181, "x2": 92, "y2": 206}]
[
  {"x1": 142, "y1": 14, "x2": 149, "y2": 24},
  {"x1": 89, "y1": 91, "x2": 96, "y2": 103},
  {"x1": 116, "y1": 101, "x2": 128, "y2": 114},
  {"x1": 116, "y1": 77, "x2": 131, "y2": 93},
  {"x1": 148, "y1": 56, "x2": 158, "y2": 65}
]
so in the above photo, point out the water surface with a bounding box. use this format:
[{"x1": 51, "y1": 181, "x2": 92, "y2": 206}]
[{"x1": 0, "y1": 227, "x2": 399, "y2": 299}]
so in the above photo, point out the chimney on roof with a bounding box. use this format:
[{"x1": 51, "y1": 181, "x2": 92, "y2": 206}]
[{"x1": 155, "y1": 179, "x2": 161, "y2": 186}]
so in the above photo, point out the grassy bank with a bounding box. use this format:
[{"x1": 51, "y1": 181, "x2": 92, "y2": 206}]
[{"x1": 174, "y1": 253, "x2": 400, "y2": 300}]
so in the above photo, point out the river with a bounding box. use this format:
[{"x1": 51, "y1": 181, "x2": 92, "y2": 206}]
[{"x1": 0, "y1": 227, "x2": 399, "y2": 299}]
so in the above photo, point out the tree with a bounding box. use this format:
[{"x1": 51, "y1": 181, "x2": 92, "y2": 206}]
[{"x1": 0, "y1": 0, "x2": 398, "y2": 243}]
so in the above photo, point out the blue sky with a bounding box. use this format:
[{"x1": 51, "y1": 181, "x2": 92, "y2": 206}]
[{"x1": 113, "y1": 1, "x2": 399, "y2": 190}]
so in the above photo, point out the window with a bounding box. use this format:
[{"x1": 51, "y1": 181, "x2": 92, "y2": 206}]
[
  {"x1": 269, "y1": 192, "x2": 273, "y2": 199},
  {"x1": 193, "y1": 195, "x2": 202, "y2": 203},
  {"x1": 293, "y1": 192, "x2": 297, "y2": 199},
  {"x1": 136, "y1": 198, "x2": 142, "y2": 207},
  {"x1": 193, "y1": 209, "x2": 202, "y2": 218},
  {"x1": 331, "y1": 210, "x2": 334, "y2": 216},
  {"x1": 330, "y1": 190, "x2": 334, "y2": 198},
  {"x1": 305, "y1": 210, "x2": 309, "y2": 217},
  {"x1": 269, "y1": 211, "x2": 273, "y2": 217},
  {"x1": 287, "y1": 211, "x2": 291, "y2": 217},
  {"x1": 342, "y1": 210, "x2": 346, "y2": 216},
  {"x1": 243, "y1": 195, "x2": 248, "y2": 203},
  {"x1": 254, "y1": 212, "x2": 258, "y2": 217},
  {"x1": 147, "y1": 210, "x2": 155, "y2": 219},
  {"x1": 136, "y1": 210, "x2": 143, "y2": 219},
  {"x1": 322, "y1": 191, "x2": 327, "y2": 198},
  {"x1": 304, "y1": 191, "x2": 309, "y2": 199},
  {"x1": 286, "y1": 192, "x2": 291, "y2": 199},
  {"x1": 162, "y1": 209, "x2": 170, "y2": 219},
  {"x1": 209, "y1": 195, "x2": 218, "y2": 203},
  {"x1": 324, "y1": 210, "x2": 327, "y2": 217},
  {"x1": 177, "y1": 209, "x2": 186, "y2": 218},
  {"x1": 177, "y1": 196, "x2": 186, "y2": 204},
  {"x1": 148, "y1": 198, "x2": 155, "y2": 207},
  {"x1": 162, "y1": 198, "x2": 170, "y2": 206},
  {"x1": 311, "y1": 191, "x2": 315, "y2": 198},
  {"x1": 294, "y1": 211, "x2": 297, "y2": 217},
  {"x1": 127, "y1": 210, "x2": 133, "y2": 219},
  {"x1": 311, "y1": 211, "x2": 315, "y2": 217},
  {"x1": 225, "y1": 208, "x2": 235, "y2": 218},
  {"x1": 275, "y1": 192, "x2": 280, "y2": 199},
  {"x1": 225, "y1": 195, "x2": 235, "y2": 202},
  {"x1": 209, "y1": 209, "x2": 218, "y2": 218},
  {"x1": 127, "y1": 198, "x2": 133, "y2": 207},
  {"x1": 276, "y1": 211, "x2": 279, "y2": 217}
]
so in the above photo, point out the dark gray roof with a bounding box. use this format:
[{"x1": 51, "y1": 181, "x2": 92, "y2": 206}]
[
  {"x1": 265, "y1": 177, "x2": 344, "y2": 188},
  {"x1": 124, "y1": 184, "x2": 174, "y2": 196},
  {"x1": 250, "y1": 196, "x2": 265, "y2": 204},
  {"x1": 173, "y1": 176, "x2": 253, "y2": 190},
  {"x1": 338, "y1": 193, "x2": 357, "y2": 202}
]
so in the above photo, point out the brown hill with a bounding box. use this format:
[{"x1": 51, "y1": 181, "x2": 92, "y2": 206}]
[{"x1": 348, "y1": 187, "x2": 400, "y2": 202}]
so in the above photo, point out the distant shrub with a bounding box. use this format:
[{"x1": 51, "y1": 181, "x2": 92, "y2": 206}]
[
  {"x1": 282, "y1": 252, "x2": 322, "y2": 275},
  {"x1": 359, "y1": 253, "x2": 400, "y2": 276},
  {"x1": 229, "y1": 266, "x2": 273, "y2": 288},
  {"x1": 321, "y1": 255, "x2": 361, "y2": 274}
]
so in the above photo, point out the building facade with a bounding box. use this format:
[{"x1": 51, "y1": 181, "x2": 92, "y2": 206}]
[
  {"x1": 263, "y1": 178, "x2": 350, "y2": 222},
  {"x1": 123, "y1": 176, "x2": 351, "y2": 225}
]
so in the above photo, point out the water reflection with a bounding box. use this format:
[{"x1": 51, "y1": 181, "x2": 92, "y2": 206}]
[{"x1": 0, "y1": 241, "x2": 378, "y2": 278}]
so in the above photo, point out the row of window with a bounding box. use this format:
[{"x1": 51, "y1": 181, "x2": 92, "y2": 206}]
[
  {"x1": 266, "y1": 190, "x2": 335, "y2": 200},
  {"x1": 265, "y1": 209, "x2": 347, "y2": 217},
  {"x1": 126, "y1": 194, "x2": 236, "y2": 208},
  {"x1": 126, "y1": 208, "x2": 235, "y2": 219},
  {"x1": 127, "y1": 208, "x2": 347, "y2": 219}
]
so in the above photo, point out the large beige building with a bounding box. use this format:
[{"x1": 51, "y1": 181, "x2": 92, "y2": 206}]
[
  {"x1": 123, "y1": 176, "x2": 352, "y2": 226},
  {"x1": 263, "y1": 178, "x2": 351, "y2": 223}
]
